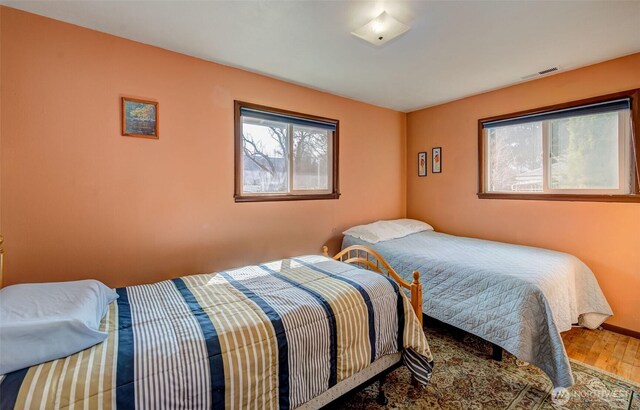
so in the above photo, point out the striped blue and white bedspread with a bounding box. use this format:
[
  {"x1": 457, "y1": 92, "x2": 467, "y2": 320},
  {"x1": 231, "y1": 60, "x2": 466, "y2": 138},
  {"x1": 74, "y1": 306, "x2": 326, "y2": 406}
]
[{"x1": 0, "y1": 255, "x2": 432, "y2": 409}]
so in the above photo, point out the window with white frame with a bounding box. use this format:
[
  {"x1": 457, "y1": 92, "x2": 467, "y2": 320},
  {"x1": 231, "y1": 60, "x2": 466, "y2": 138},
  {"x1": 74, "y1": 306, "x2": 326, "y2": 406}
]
[
  {"x1": 479, "y1": 91, "x2": 639, "y2": 201},
  {"x1": 234, "y1": 101, "x2": 339, "y2": 202}
]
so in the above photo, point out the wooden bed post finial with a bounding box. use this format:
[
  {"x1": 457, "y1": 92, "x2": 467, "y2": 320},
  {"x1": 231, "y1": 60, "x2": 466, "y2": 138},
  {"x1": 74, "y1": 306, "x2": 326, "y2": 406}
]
[
  {"x1": 322, "y1": 246, "x2": 329, "y2": 257},
  {"x1": 411, "y1": 271, "x2": 423, "y2": 326}
]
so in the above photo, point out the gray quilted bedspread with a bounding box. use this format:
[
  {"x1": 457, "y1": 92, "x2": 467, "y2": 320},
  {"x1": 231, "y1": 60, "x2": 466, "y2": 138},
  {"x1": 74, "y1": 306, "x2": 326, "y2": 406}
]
[{"x1": 342, "y1": 231, "x2": 613, "y2": 388}]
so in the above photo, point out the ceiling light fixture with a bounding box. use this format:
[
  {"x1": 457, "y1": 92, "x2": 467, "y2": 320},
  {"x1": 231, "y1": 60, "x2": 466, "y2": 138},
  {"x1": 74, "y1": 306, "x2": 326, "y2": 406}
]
[{"x1": 351, "y1": 11, "x2": 409, "y2": 46}]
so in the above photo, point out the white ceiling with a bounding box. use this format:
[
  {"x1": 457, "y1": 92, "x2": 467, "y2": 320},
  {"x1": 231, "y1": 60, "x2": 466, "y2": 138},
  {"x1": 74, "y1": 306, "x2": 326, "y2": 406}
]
[{"x1": 4, "y1": 1, "x2": 640, "y2": 112}]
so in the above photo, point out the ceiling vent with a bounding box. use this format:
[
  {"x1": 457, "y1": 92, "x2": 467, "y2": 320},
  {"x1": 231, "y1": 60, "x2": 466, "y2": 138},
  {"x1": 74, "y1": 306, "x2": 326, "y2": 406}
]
[{"x1": 521, "y1": 66, "x2": 560, "y2": 80}]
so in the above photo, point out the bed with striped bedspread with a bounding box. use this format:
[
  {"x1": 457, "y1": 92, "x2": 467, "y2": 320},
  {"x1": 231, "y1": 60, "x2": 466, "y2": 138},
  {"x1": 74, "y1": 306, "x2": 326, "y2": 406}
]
[{"x1": 0, "y1": 255, "x2": 432, "y2": 409}]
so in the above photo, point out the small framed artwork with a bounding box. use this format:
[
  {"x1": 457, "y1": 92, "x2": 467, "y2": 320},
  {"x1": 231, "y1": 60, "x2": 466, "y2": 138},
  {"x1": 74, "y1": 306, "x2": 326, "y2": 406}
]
[
  {"x1": 122, "y1": 97, "x2": 159, "y2": 139},
  {"x1": 432, "y1": 147, "x2": 442, "y2": 173},
  {"x1": 418, "y1": 152, "x2": 427, "y2": 177}
]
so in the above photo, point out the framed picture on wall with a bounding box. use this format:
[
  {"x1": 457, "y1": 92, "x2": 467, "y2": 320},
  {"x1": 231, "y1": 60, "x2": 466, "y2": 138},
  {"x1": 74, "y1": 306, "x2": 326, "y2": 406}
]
[
  {"x1": 122, "y1": 97, "x2": 159, "y2": 139},
  {"x1": 418, "y1": 152, "x2": 427, "y2": 177},
  {"x1": 432, "y1": 147, "x2": 442, "y2": 173}
]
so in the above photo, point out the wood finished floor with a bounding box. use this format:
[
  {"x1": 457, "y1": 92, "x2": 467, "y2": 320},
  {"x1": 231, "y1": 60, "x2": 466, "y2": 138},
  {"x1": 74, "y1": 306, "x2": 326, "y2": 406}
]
[{"x1": 562, "y1": 327, "x2": 640, "y2": 383}]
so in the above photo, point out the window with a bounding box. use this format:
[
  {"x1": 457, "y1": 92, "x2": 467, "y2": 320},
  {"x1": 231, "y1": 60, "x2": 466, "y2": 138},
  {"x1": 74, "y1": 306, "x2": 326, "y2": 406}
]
[
  {"x1": 478, "y1": 90, "x2": 640, "y2": 202},
  {"x1": 234, "y1": 101, "x2": 339, "y2": 202}
]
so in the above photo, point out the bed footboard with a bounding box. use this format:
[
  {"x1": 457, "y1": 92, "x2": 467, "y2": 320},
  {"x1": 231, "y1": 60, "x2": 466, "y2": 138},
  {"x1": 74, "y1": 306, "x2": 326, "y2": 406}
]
[{"x1": 323, "y1": 245, "x2": 423, "y2": 325}]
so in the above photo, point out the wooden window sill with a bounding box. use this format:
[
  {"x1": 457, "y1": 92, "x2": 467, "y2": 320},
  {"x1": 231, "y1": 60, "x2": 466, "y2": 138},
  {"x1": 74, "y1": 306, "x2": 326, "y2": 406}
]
[
  {"x1": 477, "y1": 193, "x2": 640, "y2": 203},
  {"x1": 235, "y1": 193, "x2": 340, "y2": 203}
]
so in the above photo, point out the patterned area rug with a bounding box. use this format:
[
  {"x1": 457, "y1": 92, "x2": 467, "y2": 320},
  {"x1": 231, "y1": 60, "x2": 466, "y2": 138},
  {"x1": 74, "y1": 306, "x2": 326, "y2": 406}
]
[{"x1": 339, "y1": 324, "x2": 640, "y2": 409}]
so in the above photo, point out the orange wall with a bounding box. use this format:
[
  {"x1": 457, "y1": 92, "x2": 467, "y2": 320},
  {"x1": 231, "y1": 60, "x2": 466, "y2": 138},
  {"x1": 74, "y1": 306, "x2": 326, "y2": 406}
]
[
  {"x1": 407, "y1": 53, "x2": 640, "y2": 332},
  {"x1": 2, "y1": 6, "x2": 638, "y2": 332},
  {"x1": 0, "y1": 7, "x2": 406, "y2": 288}
]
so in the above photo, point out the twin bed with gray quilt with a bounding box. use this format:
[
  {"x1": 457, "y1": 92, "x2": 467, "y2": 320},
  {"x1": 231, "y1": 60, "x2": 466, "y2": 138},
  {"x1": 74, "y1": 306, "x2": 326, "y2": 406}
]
[{"x1": 342, "y1": 220, "x2": 613, "y2": 389}]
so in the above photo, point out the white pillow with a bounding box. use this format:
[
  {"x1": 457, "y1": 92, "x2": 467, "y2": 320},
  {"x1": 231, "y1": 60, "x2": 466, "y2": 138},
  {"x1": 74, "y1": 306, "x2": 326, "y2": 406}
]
[
  {"x1": 343, "y1": 218, "x2": 434, "y2": 244},
  {"x1": 0, "y1": 279, "x2": 118, "y2": 375}
]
